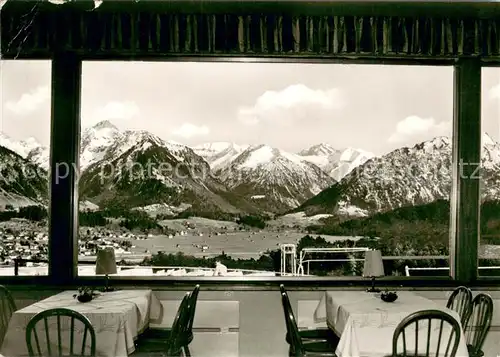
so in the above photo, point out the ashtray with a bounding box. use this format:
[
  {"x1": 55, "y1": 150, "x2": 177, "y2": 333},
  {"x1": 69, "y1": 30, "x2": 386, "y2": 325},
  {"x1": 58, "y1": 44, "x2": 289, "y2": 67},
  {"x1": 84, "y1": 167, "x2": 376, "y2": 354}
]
[{"x1": 381, "y1": 291, "x2": 398, "y2": 303}]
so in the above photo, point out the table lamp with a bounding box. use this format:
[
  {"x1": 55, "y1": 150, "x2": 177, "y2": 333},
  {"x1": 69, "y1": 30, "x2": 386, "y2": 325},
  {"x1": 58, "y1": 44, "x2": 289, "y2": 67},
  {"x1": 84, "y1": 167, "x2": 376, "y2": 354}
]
[
  {"x1": 95, "y1": 247, "x2": 117, "y2": 292},
  {"x1": 363, "y1": 249, "x2": 385, "y2": 293}
]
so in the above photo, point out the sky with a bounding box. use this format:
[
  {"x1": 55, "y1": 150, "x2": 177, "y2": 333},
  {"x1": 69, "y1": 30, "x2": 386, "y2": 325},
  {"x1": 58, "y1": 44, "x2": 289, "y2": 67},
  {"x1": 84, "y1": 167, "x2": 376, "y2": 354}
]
[{"x1": 1, "y1": 60, "x2": 499, "y2": 155}]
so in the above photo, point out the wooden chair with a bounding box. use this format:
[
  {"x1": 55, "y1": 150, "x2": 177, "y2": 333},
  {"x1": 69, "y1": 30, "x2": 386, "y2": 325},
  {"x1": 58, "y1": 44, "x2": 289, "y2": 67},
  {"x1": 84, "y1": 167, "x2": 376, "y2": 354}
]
[
  {"x1": 184, "y1": 285, "x2": 200, "y2": 347},
  {"x1": 137, "y1": 285, "x2": 200, "y2": 356},
  {"x1": 281, "y1": 292, "x2": 337, "y2": 357},
  {"x1": 280, "y1": 285, "x2": 338, "y2": 345},
  {"x1": 391, "y1": 309, "x2": 461, "y2": 357},
  {"x1": 0, "y1": 285, "x2": 17, "y2": 347},
  {"x1": 26, "y1": 308, "x2": 96, "y2": 357},
  {"x1": 133, "y1": 293, "x2": 191, "y2": 357},
  {"x1": 463, "y1": 293, "x2": 493, "y2": 357},
  {"x1": 446, "y1": 286, "x2": 472, "y2": 326}
]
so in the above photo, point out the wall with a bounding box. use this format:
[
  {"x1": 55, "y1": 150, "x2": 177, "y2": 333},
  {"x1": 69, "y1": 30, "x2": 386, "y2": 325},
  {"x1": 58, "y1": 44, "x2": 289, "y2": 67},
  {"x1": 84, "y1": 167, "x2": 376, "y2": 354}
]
[{"x1": 9, "y1": 288, "x2": 500, "y2": 357}]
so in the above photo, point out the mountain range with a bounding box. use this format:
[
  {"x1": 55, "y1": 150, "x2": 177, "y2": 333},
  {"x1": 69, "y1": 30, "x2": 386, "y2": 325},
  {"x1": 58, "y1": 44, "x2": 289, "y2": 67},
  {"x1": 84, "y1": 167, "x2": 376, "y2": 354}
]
[
  {"x1": 1, "y1": 120, "x2": 499, "y2": 218},
  {"x1": 297, "y1": 134, "x2": 500, "y2": 216},
  {"x1": 0, "y1": 145, "x2": 47, "y2": 208}
]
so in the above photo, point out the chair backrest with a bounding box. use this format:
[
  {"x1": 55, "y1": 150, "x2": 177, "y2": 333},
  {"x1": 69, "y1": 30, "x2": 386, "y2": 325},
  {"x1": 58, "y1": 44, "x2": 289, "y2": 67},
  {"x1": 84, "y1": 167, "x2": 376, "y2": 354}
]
[
  {"x1": 186, "y1": 285, "x2": 200, "y2": 334},
  {"x1": 0, "y1": 285, "x2": 17, "y2": 346},
  {"x1": 446, "y1": 286, "x2": 472, "y2": 325},
  {"x1": 26, "y1": 308, "x2": 96, "y2": 357},
  {"x1": 279, "y1": 285, "x2": 305, "y2": 357},
  {"x1": 167, "y1": 293, "x2": 191, "y2": 356},
  {"x1": 464, "y1": 293, "x2": 493, "y2": 356},
  {"x1": 392, "y1": 309, "x2": 461, "y2": 357},
  {"x1": 279, "y1": 284, "x2": 288, "y2": 331},
  {"x1": 279, "y1": 284, "x2": 286, "y2": 295}
]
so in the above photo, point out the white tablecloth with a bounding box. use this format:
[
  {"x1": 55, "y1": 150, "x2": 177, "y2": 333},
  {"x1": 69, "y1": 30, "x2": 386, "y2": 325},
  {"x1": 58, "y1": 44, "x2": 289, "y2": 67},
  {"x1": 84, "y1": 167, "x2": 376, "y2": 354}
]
[
  {"x1": 1, "y1": 289, "x2": 163, "y2": 357},
  {"x1": 314, "y1": 291, "x2": 469, "y2": 357}
]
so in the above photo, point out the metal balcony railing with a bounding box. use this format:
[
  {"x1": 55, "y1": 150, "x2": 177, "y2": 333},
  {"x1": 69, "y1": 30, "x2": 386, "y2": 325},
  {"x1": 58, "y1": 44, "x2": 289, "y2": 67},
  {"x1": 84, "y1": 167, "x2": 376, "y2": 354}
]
[
  {"x1": 5, "y1": 258, "x2": 277, "y2": 276},
  {"x1": 5, "y1": 256, "x2": 500, "y2": 277},
  {"x1": 404, "y1": 265, "x2": 500, "y2": 276}
]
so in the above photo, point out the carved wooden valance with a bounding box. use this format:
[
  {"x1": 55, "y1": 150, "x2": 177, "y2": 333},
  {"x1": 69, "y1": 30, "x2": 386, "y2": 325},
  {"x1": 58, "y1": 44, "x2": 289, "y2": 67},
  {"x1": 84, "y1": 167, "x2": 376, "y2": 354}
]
[{"x1": 2, "y1": 1, "x2": 500, "y2": 60}]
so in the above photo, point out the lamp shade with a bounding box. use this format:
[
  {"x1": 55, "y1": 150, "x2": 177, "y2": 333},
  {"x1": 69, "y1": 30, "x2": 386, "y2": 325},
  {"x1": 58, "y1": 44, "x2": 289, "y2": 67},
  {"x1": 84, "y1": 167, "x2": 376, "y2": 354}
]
[
  {"x1": 95, "y1": 247, "x2": 117, "y2": 275},
  {"x1": 363, "y1": 249, "x2": 385, "y2": 277}
]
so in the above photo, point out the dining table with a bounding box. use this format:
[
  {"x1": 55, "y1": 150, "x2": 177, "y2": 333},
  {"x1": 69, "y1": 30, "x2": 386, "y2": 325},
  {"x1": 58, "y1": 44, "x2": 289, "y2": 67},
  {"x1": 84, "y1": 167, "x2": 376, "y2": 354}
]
[
  {"x1": 1, "y1": 289, "x2": 163, "y2": 357},
  {"x1": 313, "y1": 290, "x2": 470, "y2": 357}
]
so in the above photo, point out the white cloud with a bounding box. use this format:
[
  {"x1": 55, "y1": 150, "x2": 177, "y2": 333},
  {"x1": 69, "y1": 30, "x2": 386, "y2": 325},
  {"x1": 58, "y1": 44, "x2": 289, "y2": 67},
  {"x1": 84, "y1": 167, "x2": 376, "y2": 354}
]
[
  {"x1": 489, "y1": 83, "x2": 500, "y2": 99},
  {"x1": 388, "y1": 116, "x2": 451, "y2": 143},
  {"x1": 94, "y1": 101, "x2": 140, "y2": 121},
  {"x1": 5, "y1": 86, "x2": 50, "y2": 116},
  {"x1": 172, "y1": 123, "x2": 210, "y2": 138},
  {"x1": 237, "y1": 84, "x2": 344, "y2": 126}
]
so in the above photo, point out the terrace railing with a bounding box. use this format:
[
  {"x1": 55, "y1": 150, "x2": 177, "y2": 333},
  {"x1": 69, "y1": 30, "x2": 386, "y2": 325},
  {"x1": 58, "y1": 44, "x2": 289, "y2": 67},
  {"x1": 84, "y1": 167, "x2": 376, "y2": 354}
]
[
  {"x1": 297, "y1": 254, "x2": 500, "y2": 277},
  {"x1": 5, "y1": 256, "x2": 500, "y2": 277},
  {"x1": 297, "y1": 247, "x2": 371, "y2": 276},
  {"x1": 6, "y1": 258, "x2": 278, "y2": 276},
  {"x1": 404, "y1": 265, "x2": 500, "y2": 276}
]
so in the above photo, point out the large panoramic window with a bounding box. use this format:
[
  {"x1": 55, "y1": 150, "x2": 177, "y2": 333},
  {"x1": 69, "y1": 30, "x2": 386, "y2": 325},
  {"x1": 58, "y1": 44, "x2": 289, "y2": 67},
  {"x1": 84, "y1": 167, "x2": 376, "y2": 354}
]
[
  {"x1": 479, "y1": 67, "x2": 500, "y2": 277},
  {"x1": 0, "y1": 61, "x2": 455, "y2": 278},
  {"x1": 72, "y1": 62, "x2": 454, "y2": 279},
  {"x1": 0, "y1": 61, "x2": 454, "y2": 279},
  {"x1": 0, "y1": 60, "x2": 51, "y2": 276}
]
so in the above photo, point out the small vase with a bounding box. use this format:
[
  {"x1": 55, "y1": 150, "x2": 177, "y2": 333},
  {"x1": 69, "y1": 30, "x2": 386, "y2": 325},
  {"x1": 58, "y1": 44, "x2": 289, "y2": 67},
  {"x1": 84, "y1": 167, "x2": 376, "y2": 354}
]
[{"x1": 77, "y1": 294, "x2": 93, "y2": 303}]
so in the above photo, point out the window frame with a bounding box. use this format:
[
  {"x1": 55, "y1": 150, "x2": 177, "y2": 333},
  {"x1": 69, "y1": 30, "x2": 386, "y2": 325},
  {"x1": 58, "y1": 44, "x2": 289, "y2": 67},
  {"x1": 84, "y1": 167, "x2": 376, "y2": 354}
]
[
  {"x1": 476, "y1": 64, "x2": 500, "y2": 280},
  {"x1": 0, "y1": 55, "x2": 483, "y2": 287},
  {"x1": 0, "y1": 0, "x2": 497, "y2": 287}
]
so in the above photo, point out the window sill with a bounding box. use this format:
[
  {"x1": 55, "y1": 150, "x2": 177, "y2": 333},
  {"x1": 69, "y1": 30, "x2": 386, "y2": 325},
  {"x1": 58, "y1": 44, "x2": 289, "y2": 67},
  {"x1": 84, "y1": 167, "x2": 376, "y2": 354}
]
[{"x1": 5, "y1": 275, "x2": 500, "y2": 291}]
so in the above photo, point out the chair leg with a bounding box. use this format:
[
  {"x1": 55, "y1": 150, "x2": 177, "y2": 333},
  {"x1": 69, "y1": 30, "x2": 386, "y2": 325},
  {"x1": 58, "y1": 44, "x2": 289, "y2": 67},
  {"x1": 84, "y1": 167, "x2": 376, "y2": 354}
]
[{"x1": 184, "y1": 345, "x2": 191, "y2": 357}]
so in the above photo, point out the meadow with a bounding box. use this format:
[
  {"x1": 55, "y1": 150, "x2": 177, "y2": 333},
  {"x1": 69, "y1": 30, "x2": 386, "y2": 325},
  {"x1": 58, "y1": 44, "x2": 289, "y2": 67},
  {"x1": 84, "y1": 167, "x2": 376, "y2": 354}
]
[{"x1": 127, "y1": 230, "x2": 362, "y2": 259}]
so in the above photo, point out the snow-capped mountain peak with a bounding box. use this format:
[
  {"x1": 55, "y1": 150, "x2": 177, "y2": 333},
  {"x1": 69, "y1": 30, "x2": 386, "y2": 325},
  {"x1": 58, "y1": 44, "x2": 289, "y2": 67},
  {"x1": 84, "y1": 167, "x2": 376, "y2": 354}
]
[
  {"x1": 413, "y1": 136, "x2": 450, "y2": 153},
  {"x1": 0, "y1": 132, "x2": 42, "y2": 159},
  {"x1": 215, "y1": 144, "x2": 335, "y2": 212},
  {"x1": 80, "y1": 120, "x2": 122, "y2": 169},
  {"x1": 193, "y1": 141, "x2": 249, "y2": 171},
  {"x1": 195, "y1": 142, "x2": 247, "y2": 153},
  {"x1": 0, "y1": 145, "x2": 48, "y2": 208},
  {"x1": 298, "y1": 143, "x2": 339, "y2": 157},
  {"x1": 238, "y1": 145, "x2": 275, "y2": 169},
  {"x1": 409, "y1": 133, "x2": 497, "y2": 153},
  {"x1": 235, "y1": 144, "x2": 306, "y2": 170},
  {"x1": 22, "y1": 136, "x2": 41, "y2": 148},
  {"x1": 121, "y1": 130, "x2": 164, "y2": 146},
  {"x1": 481, "y1": 133, "x2": 500, "y2": 171},
  {"x1": 90, "y1": 119, "x2": 119, "y2": 131},
  {"x1": 298, "y1": 143, "x2": 375, "y2": 181},
  {"x1": 339, "y1": 147, "x2": 373, "y2": 162}
]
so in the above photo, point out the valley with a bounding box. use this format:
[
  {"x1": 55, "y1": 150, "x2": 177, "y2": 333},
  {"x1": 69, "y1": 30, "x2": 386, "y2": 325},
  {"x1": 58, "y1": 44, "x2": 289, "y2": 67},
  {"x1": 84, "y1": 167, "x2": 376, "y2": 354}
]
[
  {"x1": 2, "y1": 199, "x2": 500, "y2": 276},
  {"x1": 0, "y1": 212, "x2": 360, "y2": 275}
]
